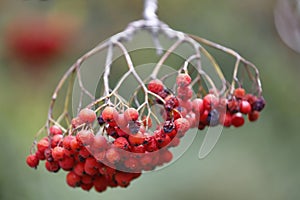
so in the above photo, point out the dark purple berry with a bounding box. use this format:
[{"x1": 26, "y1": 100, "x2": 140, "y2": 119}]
[
  {"x1": 129, "y1": 121, "x2": 140, "y2": 134},
  {"x1": 156, "y1": 89, "x2": 170, "y2": 104},
  {"x1": 97, "y1": 116, "x2": 105, "y2": 126},
  {"x1": 163, "y1": 120, "x2": 174, "y2": 133},
  {"x1": 207, "y1": 109, "x2": 220, "y2": 126},
  {"x1": 252, "y1": 97, "x2": 266, "y2": 112}
]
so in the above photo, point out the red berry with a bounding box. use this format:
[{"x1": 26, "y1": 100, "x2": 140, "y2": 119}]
[
  {"x1": 84, "y1": 157, "x2": 99, "y2": 176},
  {"x1": 78, "y1": 108, "x2": 97, "y2": 124},
  {"x1": 45, "y1": 161, "x2": 60, "y2": 172},
  {"x1": 244, "y1": 94, "x2": 257, "y2": 105},
  {"x1": 73, "y1": 162, "x2": 85, "y2": 176},
  {"x1": 176, "y1": 73, "x2": 192, "y2": 87},
  {"x1": 105, "y1": 126, "x2": 118, "y2": 138},
  {"x1": 6, "y1": 17, "x2": 68, "y2": 66},
  {"x1": 177, "y1": 87, "x2": 193, "y2": 101},
  {"x1": 144, "y1": 136, "x2": 158, "y2": 152},
  {"x1": 114, "y1": 137, "x2": 130, "y2": 151},
  {"x1": 169, "y1": 137, "x2": 180, "y2": 147},
  {"x1": 105, "y1": 148, "x2": 121, "y2": 164},
  {"x1": 81, "y1": 174, "x2": 93, "y2": 184},
  {"x1": 198, "y1": 123, "x2": 206, "y2": 130},
  {"x1": 248, "y1": 111, "x2": 260, "y2": 122},
  {"x1": 128, "y1": 132, "x2": 146, "y2": 146},
  {"x1": 62, "y1": 135, "x2": 74, "y2": 150},
  {"x1": 52, "y1": 146, "x2": 65, "y2": 161},
  {"x1": 49, "y1": 125, "x2": 63, "y2": 135},
  {"x1": 76, "y1": 130, "x2": 94, "y2": 146},
  {"x1": 70, "y1": 137, "x2": 81, "y2": 152},
  {"x1": 131, "y1": 145, "x2": 146, "y2": 153},
  {"x1": 231, "y1": 112, "x2": 245, "y2": 127},
  {"x1": 114, "y1": 172, "x2": 133, "y2": 187},
  {"x1": 59, "y1": 157, "x2": 75, "y2": 171},
  {"x1": 71, "y1": 117, "x2": 83, "y2": 128},
  {"x1": 233, "y1": 88, "x2": 245, "y2": 99},
  {"x1": 44, "y1": 148, "x2": 53, "y2": 162},
  {"x1": 148, "y1": 79, "x2": 164, "y2": 94},
  {"x1": 66, "y1": 171, "x2": 81, "y2": 187},
  {"x1": 26, "y1": 154, "x2": 39, "y2": 168},
  {"x1": 200, "y1": 109, "x2": 209, "y2": 124},
  {"x1": 239, "y1": 100, "x2": 252, "y2": 114},
  {"x1": 173, "y1": 109, "x2": 182, "y2": 120},
  {"x1": 81, "y1": 183, "x2": 93, "y2": 191},
  {"x1": 63, "y1": 148, "x2": 75, "y2": 158},
  {"x1": 155, "y1": 132, "x2": 171, "y2": 148},
  {"x1": 37, "y1": 138, "x2": 49, "y2": 154},
  {"x1": 219, "y1": 112, "x2": 232, "y2": 127},
  {"x1": 93, "y1": 176, "x2": 107, "y2": 192},
  {"x1": 227, "y1": 99, "x2": 240, "y2": 113},
  {"x1": 140, "y1": 154, "x2": 153, "y2": 168},
  {"x1": 91, "y1": 134, "x2": 107, "y2": 151},
  {"x1": 160, "y1": 150, "x2": 173, "y2": 163},
  {"x1": 124, "y1": 157, "x2": 140, "y2": 171},
  {"x1": 115, "y1": 113, "x2": 128, "y2": 128},
  {"x1": 51, "y1": 134, "x2": 63, "y2": 148},
  {"x1": 174, "y1": 118, "x2": 190, "y2": 134},
  {"x1": 102, "y1": 107, "x2": 118, "y2": 123},
  {"x1": 124, "y1": 108, "x2": 139, "y2": 122},
  {"x1": 203, "y1": 94, "x2": 219, "y2": 111},
  {"x1": 78, "y1": 147, "x2": 90, "y2": 160},
  {"x1": 35, "y1": 150, "x2": 46, "y2": 160}
]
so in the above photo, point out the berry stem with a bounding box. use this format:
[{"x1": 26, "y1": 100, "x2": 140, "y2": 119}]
[{"x1": 189, "y1": 34, "x2": 262, "y2": 96}]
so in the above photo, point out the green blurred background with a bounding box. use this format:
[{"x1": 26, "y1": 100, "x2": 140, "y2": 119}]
[{"x1": 1, "y1": 0, "x2": 300, "y2": 200}]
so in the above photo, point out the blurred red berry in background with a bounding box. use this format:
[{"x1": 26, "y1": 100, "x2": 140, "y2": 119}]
[{"x1": 5, "y1": 14, "x2": 80, "y2": 68}]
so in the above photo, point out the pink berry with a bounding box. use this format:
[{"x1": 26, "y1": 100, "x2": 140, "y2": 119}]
[
  {"x1": 176, "y1": 73, "x2": 192, "y2": 87},
  {"x1": 192, "y1": 98, "x2": 204, "y2": 115},
  {"x1": 78, "y1": 108, "x2": 97, "y2": 123},
  {"x1": 49, "y1": 125, "x2": 63, "y2": 135},
  {"x1": 124, "y1": 108, "x2": 139, "y2": 122},
  {"x1": 102, "y1": 107, "x2": 118, "y2": 123},
  {"x1": 203, "y1": 94, "x2": 219, "y2": 111}
]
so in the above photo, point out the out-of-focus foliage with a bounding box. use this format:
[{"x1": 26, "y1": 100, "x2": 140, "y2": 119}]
[{"x1": 1, "y1": 0, "x2": 300, "y2": 200}]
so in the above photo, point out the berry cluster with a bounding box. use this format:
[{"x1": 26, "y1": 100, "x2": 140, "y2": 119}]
[
  {"x1": 26, "y1": 72, "x2": 265, "y2": 193},
  {"x1": 26, "y1": 97, "x2": 190, "y2": 192},
  {"x1": 149, "y1": 73, "x2": 265, "y2": 130},
  {"x1": 194, "y1": 88, "x2": 266, "y2": 130},
  {"x1": 26, "y1": 119, "x2": 143, "y2": 192}
]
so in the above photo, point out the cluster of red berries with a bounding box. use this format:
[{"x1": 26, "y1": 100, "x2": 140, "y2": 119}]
[
  {"x1": 26, "y1": 120, "x2": 143, "y2": 191},
  {"x1": 26, "y1": 100, "x2": 190, "y2": 192},
  {"x1": 26, "y1": 72, "x2": 265, "y2": 193},
  {"x1": 148, "y1": 73, "x2": 265, "y2": 130}
]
